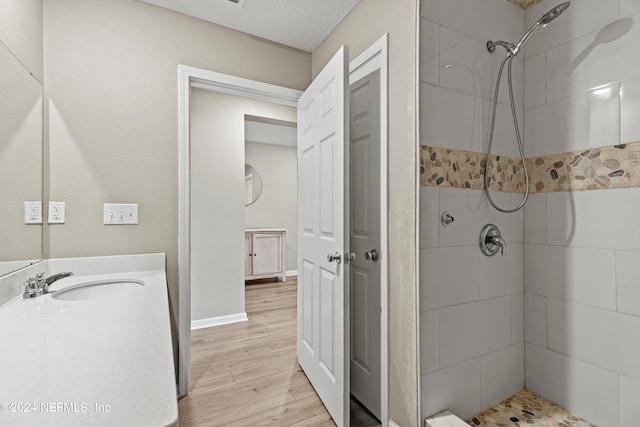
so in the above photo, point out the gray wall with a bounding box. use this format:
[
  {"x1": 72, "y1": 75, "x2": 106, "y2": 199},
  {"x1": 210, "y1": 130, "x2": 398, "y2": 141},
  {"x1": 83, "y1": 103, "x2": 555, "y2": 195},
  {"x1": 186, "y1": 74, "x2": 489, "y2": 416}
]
[{"x1": 245, "y1": 141, "x2": 297, "y2": 273}]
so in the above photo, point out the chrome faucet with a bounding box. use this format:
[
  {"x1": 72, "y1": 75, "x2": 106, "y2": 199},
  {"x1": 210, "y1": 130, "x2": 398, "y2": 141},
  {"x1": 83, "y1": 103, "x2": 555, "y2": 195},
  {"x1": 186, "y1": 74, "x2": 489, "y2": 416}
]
[
  {"x1": 479, "y1": 224, "x2": 506, "y2": 256},
  {"x1": 23, "y1": 272, "x2": 74, "y2": 298}
]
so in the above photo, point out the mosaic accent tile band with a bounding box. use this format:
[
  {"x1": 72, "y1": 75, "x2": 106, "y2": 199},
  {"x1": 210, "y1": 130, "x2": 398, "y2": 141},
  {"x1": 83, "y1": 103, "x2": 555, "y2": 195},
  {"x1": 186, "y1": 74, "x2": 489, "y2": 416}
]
[
  {"x1": 420, "y1": 141, "x2": 640, "y2": 193},
  {"x1": 466, "y1": 388, "x2": 598, "y2": 426},
  {"x1": 507, "y1": 0, "x2": 545, "y2": 10}
]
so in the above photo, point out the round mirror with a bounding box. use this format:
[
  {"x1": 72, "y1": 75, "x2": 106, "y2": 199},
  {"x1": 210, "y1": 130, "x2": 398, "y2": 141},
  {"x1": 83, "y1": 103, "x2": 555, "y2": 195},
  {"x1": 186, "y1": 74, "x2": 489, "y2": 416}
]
[{"x1": 244, "y1": 164, "x2": 263, "y2": 206}]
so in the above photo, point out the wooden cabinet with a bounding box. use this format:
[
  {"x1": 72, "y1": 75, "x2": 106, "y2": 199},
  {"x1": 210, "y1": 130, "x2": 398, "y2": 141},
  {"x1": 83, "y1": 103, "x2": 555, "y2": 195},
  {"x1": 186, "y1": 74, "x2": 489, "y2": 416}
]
[{"x1": 245, "y1": 229, "x2": 286, "y2": 282}]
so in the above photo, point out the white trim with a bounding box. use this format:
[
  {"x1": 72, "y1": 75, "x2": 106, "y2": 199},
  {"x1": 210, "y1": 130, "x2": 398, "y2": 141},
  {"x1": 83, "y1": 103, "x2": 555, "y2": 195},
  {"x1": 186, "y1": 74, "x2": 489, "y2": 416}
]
[
  {"x1": 349, "y1": 34, "x2": 390, "y2": 427},
  {"x1": 286, "y1": 270, "x2": 298, "y2": 277},
  {"x1": 191, "y1": 313, "x2": 248, "y2": 330},
  {"x1": 178, "y1": 65, "x2": 302, "y2": 398},
  {"x1": 388, "y1": 420, "x2": 400, "y2": 427}
]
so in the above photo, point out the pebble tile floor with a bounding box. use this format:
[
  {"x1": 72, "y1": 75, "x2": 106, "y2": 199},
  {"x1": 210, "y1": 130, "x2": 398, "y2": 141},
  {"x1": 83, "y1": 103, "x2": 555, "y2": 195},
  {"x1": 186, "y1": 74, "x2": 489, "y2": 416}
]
[{"x1": 466, "y1": 389, "x2": 599, "y2": 427}]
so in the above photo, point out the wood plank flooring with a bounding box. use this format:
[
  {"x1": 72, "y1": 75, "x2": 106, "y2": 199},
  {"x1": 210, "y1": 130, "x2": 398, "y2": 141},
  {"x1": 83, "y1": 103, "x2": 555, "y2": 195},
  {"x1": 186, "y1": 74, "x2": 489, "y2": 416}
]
[{"x1": 178, "y1": 278, "x2": 336, "y2": 426}]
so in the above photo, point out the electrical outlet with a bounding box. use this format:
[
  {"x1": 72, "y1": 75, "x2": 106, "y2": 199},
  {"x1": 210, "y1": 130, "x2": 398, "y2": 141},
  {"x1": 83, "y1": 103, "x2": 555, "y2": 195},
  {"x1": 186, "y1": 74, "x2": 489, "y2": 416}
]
[
  {"x1": 48, "y1": 201, "x2": 66, "y2": 224},
  {"x1": 24, "y1": 201, "x2": 42, "y2": 224},
  {"x1": 103, "y1": 203, "x2": 138, "y2": 225}
]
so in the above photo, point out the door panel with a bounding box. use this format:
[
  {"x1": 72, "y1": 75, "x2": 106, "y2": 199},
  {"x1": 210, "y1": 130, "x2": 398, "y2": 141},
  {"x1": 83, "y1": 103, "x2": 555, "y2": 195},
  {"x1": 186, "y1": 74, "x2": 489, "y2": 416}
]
[
  {"x1": 297, "y1": 46, "x2": 349, "y2": 427},
  {"x1": 252, "y1": 233, "x2": 282, "y2": 275},
  {"x1": 349, "y1": 69, "x2": 381, "y2": 419}
]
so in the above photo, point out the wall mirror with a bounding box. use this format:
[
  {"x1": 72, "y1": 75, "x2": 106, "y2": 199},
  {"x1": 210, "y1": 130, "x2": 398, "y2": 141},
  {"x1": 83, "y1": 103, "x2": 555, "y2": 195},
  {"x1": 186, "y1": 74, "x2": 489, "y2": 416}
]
[
  {"x1": 0, "y1": 40, "x2": 43, "y2": 276},
  {"x1": 244, "y1": 163, "x2": 263, "y2": 206}
]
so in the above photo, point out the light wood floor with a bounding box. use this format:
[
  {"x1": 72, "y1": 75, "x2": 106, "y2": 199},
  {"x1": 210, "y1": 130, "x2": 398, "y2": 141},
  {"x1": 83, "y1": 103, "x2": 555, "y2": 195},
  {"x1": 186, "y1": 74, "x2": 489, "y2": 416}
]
[{"x1": 178, "y1": 278, "x2": 336, "y2": 426}]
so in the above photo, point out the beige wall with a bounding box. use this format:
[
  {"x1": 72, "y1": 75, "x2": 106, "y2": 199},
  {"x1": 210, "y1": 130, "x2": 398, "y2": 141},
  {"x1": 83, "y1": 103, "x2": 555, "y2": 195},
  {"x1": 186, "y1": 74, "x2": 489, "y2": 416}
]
[
  {"x1": 190, "y1": 90, "x2": 296, "y2": 321},
  {"x1": 44, "y1": 0, "x2": 310, "y2": 348},
  {"x1": 312, "y1": 0, "x2": 420, "y2": 425},
  {"x1": 0, "y1": 0, "x2": 43, "y2": 83},
  {"x1": 245, "y1": 141, "x2": 298, "y2": 272}
]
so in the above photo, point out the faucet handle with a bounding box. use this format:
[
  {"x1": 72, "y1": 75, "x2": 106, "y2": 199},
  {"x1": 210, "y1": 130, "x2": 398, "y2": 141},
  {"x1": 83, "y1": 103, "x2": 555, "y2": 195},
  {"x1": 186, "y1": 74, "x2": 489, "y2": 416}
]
[
  {"x1": 35, "y1": 273, "x2": 46, "y2": 286},
  {"x1": 23, "y1": 277, "x2": 42, "y2": 298}
]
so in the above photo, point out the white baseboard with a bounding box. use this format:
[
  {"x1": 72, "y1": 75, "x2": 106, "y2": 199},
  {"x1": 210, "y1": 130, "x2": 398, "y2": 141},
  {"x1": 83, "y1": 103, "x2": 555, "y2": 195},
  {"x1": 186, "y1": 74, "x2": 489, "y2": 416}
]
[
  {"x1": 286, "y1": 270, "x2": 298, "y2": 277},
  {"x1": 191, "y1": 312, "x2": 248, "y2": 330}
]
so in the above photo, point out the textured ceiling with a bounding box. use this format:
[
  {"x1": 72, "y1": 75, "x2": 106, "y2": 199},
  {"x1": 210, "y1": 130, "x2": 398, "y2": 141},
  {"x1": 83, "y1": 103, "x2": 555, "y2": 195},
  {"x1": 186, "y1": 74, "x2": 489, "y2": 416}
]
[
  {"x1": 507, "y1": 0, "x2": 545, "y2": 10},
  {"x1": 139, "y1": 0, "x2": 361, "y2": 52}
]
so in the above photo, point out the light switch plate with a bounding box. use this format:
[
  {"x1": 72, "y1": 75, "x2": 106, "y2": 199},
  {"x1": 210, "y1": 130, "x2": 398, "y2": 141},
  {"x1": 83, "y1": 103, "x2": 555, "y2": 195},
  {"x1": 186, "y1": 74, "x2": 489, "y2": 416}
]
[
  {"x1": 104, "y1": 203, "x2": 138, "y2": 225},
  {"x1": 24, "y1": 201, "x2": 42, "y2": 224},
  {"x1": 48, "y1": 201, "x2": 66, "y2": 224}
]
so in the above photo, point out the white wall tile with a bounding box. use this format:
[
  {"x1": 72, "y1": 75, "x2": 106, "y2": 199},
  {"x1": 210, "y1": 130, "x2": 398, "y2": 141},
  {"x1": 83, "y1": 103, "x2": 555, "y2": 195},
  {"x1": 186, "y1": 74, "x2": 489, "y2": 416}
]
[
  {"x1": 422, "y1": 358, "x2": 481, "y2": 420},
  {"x1": 546, "y1": 189, "x2": 640, "y2": 251},
  {"x1": 546, "y1": 15, "x2": 640, "y2": 102},
  {"x1": 512, "y1": 292, "x2": 524, "y2": 344},
  {"x1": 524, "y1": 244, "x2": 616, "y2": 310},
  {"x1": 524, "y1": 0, "x2": 620, "y2": 60},
  {"x1": 617, "y1": 312, "x2": 640, "y2": 381},
  {"x1": 421, "y1": 18, "x2": 440, "y2": 85},
  {"x1": 488, "y1": 100, "x2": 525, "y2": 158},
  {"x1": 621, "y1": 0, "x2": 640, "y2": 18},
  {"x1": 480, "y1": 343, "x2": 524, "y2": 409},
  {"x1": 621, "y1": 76, "x2": 640, "y2": 143},
  {"x1": 439, "y1": 27, "x2": 524, "y2": 109},
  {"x1": 620, "y1": 375, "x2": 640, "y2": 427},
  {"x1": 421, "y1": 246, "x2": 479, "y2": 311},
  {"x1": 421, "y1": 0, "x2": 502, "y2": 43},
  {"x1": 524, "y1": 85, "x2": 620, "y2": 157},
  {"x1": 616, "y1": 250, "x2": 640, "y2": 316},
  {"x1": 420, "y1": 186, "x2": 440, "y2": 249},
  {"x1": 420, "y1": 82, "x2": 480, "y2": 151},
  {"x1": 525, "y1": 343, "x2": 620, "y2": 427},
  {"x1": 479, "y1": 243, "x2": 523, "y2": 299},
  {"x1": 524, "y1": 52, "x2": 545, "y2": 109},
  {"x1": 421, "y1": 310, "x2": 440, "y2": 375},
  {"x1": 523, "y1": 193, "x2": 545, "y2": 244},
  {"x1": 495, "y1": 0, "x2": 526, "y2": 44},
  {"x1": 439, "y1": 188, "x2": 512, "y2": 247},
  {"x1": 547, "y1": 298, "x2": 618, "y2": 373},
  {"x1": 524, "y1": 293, "x2": 547, "y2": 347},
  {"x1": 439, "y1": 296, "x2": 512, "y2": 368},
  {"x1": 510, "y1": 193, "x2": 525, "y2": 243}
]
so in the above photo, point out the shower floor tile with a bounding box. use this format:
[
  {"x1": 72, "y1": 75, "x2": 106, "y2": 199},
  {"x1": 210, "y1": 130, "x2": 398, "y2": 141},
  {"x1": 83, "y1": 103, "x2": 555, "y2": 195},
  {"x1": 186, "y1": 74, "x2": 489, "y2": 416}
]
[{"x1": 465, "y1": 389, "x2": 598, "y2": 426}]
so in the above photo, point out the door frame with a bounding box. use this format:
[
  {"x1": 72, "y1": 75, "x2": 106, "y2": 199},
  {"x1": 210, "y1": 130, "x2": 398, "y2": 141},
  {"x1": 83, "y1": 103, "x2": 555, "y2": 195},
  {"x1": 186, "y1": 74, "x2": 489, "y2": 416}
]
[
  {"x1": 177, "y1": 34, "x2": 389, "y2": 425},
  {"x1": 348, "y1": 34, "x2": 389, "y2": 426},
  {"x1": 177, "y1": 66, "x2": 301, "y2": 397}
]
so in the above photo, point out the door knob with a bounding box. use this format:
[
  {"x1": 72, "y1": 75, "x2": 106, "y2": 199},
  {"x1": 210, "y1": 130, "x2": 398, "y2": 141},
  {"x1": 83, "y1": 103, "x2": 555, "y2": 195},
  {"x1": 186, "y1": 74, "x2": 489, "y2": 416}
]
[
  {"x1": 327, "y1": 251, "x2": 342, "y2": 264},
  {"x1": 364, "y1": 249, "x2": 379, "y2": 262}
]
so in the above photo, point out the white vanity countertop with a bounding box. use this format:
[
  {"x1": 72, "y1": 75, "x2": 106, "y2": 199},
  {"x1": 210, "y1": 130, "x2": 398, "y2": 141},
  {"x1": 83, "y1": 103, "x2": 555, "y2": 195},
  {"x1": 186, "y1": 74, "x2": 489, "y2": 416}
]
[{"x1": 0, "y1": 269, "x2": 177, "y2": 427}]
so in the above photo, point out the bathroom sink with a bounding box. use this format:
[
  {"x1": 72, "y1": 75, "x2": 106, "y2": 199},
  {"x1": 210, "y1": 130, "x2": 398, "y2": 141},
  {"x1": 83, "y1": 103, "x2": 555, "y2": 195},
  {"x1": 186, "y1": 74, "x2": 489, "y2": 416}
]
[{"x1": 52, "y1": 279, "x2": 144, "y2": 301}]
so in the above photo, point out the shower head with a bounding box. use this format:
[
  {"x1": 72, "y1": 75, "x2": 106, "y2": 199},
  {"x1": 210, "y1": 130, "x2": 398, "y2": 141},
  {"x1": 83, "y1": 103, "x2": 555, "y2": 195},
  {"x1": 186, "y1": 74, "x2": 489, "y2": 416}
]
[
  {"x1": 487, "y1": 1, "x2": 570, "y2": 56},
  {"x1": 538, "y1": 1, "x2": 571, "y2": 26}
]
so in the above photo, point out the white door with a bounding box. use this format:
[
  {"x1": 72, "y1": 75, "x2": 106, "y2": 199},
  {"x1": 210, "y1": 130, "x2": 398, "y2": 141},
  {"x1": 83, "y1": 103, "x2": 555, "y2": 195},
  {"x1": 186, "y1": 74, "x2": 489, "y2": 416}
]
[
  {"x1": 349, "y1": 69, "x2": 382, "y2": 419},
  {"x1": 297, "y1": 46, "x2": 350, "y2": 427}
]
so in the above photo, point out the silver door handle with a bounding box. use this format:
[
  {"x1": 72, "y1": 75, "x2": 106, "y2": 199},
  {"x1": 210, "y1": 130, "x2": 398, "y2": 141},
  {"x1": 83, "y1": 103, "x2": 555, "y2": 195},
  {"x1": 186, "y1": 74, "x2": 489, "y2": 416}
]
[
  {"x1": 364, "y1": 249, "x2": 379, "y2": 262},
  {"x1": 327, "y1": 251, "x2": 342, "y2": 264}
]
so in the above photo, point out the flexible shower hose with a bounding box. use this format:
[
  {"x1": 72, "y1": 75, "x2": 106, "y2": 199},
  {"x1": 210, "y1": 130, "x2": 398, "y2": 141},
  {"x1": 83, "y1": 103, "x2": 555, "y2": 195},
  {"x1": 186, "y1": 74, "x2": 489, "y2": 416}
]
[{"x1": 484, "y1": 54, "x2": 530, "y2": 213}]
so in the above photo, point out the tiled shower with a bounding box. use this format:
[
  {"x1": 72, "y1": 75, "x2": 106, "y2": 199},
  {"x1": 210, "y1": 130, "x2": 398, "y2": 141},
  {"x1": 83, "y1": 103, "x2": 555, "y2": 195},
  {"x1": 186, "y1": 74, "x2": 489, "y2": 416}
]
[{"x1": 419, "y1": 0, "x2": 640, "y2": 425}]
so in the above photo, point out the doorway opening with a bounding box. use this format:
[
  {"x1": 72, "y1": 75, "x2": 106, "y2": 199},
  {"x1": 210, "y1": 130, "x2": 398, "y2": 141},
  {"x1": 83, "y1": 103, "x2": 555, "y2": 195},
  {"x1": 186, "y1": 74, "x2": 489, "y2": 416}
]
[{"x1": 178, "y1": 34, "x2": 388, "y2": 427}]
